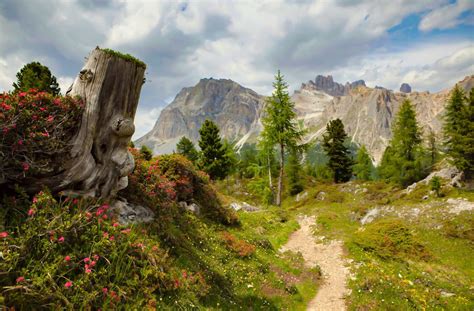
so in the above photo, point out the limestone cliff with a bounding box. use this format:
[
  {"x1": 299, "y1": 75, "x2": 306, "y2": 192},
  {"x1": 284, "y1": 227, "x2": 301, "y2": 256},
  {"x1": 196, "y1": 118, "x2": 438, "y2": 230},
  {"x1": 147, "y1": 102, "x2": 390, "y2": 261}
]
[{"x1": 136, "y1": 78, "x2": 264, "y2": 153}]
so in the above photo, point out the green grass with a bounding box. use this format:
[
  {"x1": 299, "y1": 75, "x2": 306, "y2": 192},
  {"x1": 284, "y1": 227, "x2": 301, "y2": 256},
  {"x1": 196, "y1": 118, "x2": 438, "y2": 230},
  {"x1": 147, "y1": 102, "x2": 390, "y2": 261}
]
[
  {"x1": 219, "y1": 178, "x2": 474, "y2": 310},
  {"x1": 99, "y1": 48, "x2": 146, "y2": 69}
]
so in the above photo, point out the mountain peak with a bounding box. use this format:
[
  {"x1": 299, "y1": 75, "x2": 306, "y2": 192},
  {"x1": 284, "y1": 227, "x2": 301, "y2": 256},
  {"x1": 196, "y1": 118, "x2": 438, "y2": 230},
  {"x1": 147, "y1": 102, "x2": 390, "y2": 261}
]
[{"x1": 304, "y1": 75, "x2": 366, "y2": 96}]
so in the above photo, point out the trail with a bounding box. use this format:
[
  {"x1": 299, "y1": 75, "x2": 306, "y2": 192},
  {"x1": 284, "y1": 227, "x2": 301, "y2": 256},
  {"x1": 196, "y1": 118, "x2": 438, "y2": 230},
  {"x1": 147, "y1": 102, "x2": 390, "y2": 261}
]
[{"x1": 280, "y1": 215, "x2": 350, "y2": 311}]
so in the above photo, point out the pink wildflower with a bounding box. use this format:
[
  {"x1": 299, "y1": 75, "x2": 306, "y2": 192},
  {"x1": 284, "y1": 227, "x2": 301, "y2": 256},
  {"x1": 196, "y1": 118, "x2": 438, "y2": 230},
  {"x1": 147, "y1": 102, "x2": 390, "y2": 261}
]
[
  {"x1": 83, "y1": 257, "x2": 90, "y2": 263},
  {"x1": 64, "y1": 255, "x2": 71, "y2": 262},
  {"x1": 22, "y1": 162, "x2": 30, "y2": 171},
  {"x1": 16, "y1": 276, "x2": 25, "y2": 283},
  {"x1": 27, "y1": 208, "x2": 35, "y2": 216},
  {"x1": 58, "y1": 236, "x2": 65, "y2": 243},
  {"x1": 0, "y1": 232, "x2": 8, "y2": 238},
  {"x1": 64, "y1": 281, "x2": 73, "y2": 288}
]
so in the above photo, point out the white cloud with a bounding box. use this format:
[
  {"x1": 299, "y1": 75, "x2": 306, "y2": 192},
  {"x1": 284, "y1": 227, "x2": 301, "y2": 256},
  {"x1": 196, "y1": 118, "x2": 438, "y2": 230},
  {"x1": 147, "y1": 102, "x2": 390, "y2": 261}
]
[
  {"x1": 133, "y1": 107, "x2": 162, "y2": 140},
  {"x1": 419, "y1": 0, "x2": 474, "y2": 32},
  {"x1": 331, "y1": 42, "x2": 474, "y2": 92}
]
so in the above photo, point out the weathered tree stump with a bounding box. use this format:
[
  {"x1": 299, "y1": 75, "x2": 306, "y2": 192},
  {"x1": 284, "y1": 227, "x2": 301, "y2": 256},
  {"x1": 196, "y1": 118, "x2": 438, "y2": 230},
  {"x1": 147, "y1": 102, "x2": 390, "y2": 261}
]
[{"x1": 23, "y1": 47, "x2": 146, "y2": 198}]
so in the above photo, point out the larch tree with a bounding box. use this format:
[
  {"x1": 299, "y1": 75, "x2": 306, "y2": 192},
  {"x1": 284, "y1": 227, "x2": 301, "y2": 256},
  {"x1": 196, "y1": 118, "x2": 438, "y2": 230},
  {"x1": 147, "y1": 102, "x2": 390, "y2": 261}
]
[
  {"x1": 260, "y1": 70, "x2": 304, "y2": 206},
  {"x1": 322, "y1": 118, "x2": 353, "y2": 183},
  {"x1": 379, "y1": 99, "x2": 426, "y2": 186},
  {"x1": 353, "y1": 145, "x2": 373, "y2": 181}
]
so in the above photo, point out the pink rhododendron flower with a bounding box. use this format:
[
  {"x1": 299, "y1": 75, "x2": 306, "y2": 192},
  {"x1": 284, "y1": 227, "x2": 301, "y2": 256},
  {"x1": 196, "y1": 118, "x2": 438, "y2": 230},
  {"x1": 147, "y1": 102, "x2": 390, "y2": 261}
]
[
  {"x1": 85, "y1": 268, "x2": 92, "y2": 274},
  {"x1": 121, "y1": 228, "x2": 131, "y2": 235},
  {"x1": 83, "y1": 257, "x2": 90, "y2": 263},
  {"x1": 27, "y1": 208, "x2": 35, "y2": 216},
  {"x1": 64, "y1": 281, "x2": 73, "y2": 288},
  {"x1": 64, "y1": 255, "x2": 71, "y2": 262},
  {"x1": 58, "y1": 236, "x2": 65, "y2": 243},
  {"x1": 18, "y1": 92, "x2": 26, "y2": 97},
  {"x1": 0, "y1": 232, "x2": 8, "y2": 238},
  {"x1": 16, "y1": 276, "x2": 25, "y2": 283},
  {"x1": 93, "y1": 254, "x2": 99, "y2": 261},
  {"x1": 112, "y1": 222, "x2": 119, "y2": 228},
  {"x1": 102, "y1": 232, "x2": 109, "y2": 239},
  {"x1": 102, "y1": 287, "x2": 108, "y2": 295},
  {"x1": 32, "y1": 197, "x2": 38, "y2": 203},
  {"x1": 22, "y1": 162, "x2": 30, "y2": 171}
]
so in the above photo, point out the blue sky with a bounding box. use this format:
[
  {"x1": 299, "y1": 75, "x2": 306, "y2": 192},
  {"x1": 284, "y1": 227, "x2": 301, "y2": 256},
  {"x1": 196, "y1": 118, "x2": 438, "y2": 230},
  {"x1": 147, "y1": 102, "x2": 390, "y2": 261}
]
[{"x1": 0, "y1": 0, "x2": 473, "y2": 139}]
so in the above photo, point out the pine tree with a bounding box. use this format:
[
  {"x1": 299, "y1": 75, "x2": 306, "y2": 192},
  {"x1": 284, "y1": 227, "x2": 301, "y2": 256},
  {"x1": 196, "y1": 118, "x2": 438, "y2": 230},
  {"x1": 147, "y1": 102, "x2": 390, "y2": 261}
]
[
  {"x1": 13, "y1": 62, "x2": 61, "y2": 95},
  {"x1": 261, "y1": 70, "x2": 304, "y2": 206},
  {"x1": 379, "y1": 99, "x2": 426, "y2": 186},
  {"x1": 353, "y1": 145, "x2": 373, "y2": 181},
  {"x1": 287, "y1": 147, "x2": 304, "y2": 195},
  {"x1": 443, "y1": 85, "x2": 474, "y2": 178},
  {"x1": 176, "y1": 136, "x2": 199, "y2": 163},
  {"x1": 198, "y1": 120, "x2": 227, "y2": 180},
  {"x1": 322, "y1": 119, "x2": 353, "y2": 183}
]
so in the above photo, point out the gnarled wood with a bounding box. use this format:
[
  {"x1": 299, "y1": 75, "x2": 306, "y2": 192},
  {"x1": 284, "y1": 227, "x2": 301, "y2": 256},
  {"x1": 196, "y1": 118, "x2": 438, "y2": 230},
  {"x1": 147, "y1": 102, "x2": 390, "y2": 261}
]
[{"x1": 24, "y1": 47, "x2": 145, "y2": 198}]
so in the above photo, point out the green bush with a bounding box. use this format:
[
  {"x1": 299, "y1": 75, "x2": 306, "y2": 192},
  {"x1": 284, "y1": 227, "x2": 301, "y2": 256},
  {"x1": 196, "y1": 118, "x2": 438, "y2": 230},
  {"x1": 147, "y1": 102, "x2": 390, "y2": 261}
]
[{"x1": 352, "y1": 219, "x2": 431, "y2": 261}]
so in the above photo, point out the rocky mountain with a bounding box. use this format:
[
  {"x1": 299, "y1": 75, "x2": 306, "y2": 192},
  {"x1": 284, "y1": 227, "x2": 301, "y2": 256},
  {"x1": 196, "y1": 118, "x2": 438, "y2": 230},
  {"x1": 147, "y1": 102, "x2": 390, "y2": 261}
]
[
  {"x1": 136, "y1": 78, "x2": 264, "y2": 154},
  {"x1": 302, "y1": 75, "x2": 367, "y2": 97},
  {"x1": 400, "y1": 83, "x2": 412, "y2": 93},
  {"x1": 137, "y1": 74, "x2": 474, "y2": 163}
]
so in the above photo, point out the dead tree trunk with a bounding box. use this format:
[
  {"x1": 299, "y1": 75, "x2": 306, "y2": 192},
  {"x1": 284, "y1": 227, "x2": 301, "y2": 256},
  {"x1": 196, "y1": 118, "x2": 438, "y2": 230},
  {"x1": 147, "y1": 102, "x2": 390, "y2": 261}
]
[{"x1": 24, "y1": 47, "x2": 145, "y2": 198}]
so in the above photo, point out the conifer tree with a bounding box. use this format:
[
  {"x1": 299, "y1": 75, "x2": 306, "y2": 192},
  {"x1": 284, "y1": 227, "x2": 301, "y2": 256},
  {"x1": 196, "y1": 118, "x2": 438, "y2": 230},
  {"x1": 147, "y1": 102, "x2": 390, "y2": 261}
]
[
  {"x1": 443, "y1": 86, "x2": 474, "y2": 178},
  {"x1": 379, "y1": 99, "x2": 426, "y2": 186},
  {"x1": 427, "y1": 128, "x2": 439, "y2": 168},
  {"x1": 353, "y1": 145, "x2": 373, "y2": 181},
  {"x1": 176, "y1": 136, "x2": 199, "y2": 163},
  {"x1": 287, "y1": 147, "x2": 304, "y2": 195},
  {"x1": 198, "y1": 120, "x2": 227, "y2": 180},
  {"x1": 13, "y1": 62, "x2": 60, "y2": 95},
  {"x1": 322, "y1": 119, "x2": 353, "y2": 183},
  {"x1": 261, "y1": 70, "x2": 304, "y2": 206}
]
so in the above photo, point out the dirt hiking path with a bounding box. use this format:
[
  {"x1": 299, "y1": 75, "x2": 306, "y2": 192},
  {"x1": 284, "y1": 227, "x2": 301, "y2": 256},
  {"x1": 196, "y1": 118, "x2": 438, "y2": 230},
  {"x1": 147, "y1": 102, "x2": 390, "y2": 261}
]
[{"x1": 280, "y1": 215, "x2": 350, "y2": 311}]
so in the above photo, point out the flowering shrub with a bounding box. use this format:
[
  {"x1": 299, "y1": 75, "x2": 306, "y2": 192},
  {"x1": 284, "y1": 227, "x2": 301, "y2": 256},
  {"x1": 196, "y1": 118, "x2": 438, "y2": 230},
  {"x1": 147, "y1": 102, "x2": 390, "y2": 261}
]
[
  {"x1": 220, "y1": 231, "x2": 256, "y2": 258},
  {"x1": 0, "y1": 88, "x2": 83, "y2": 180},
  {"x1": 0, "y1": 190, "x2": 209, "y2": 308},
  {"x1": 124, "y1": 150, "x2": 239, "y2": 226}
]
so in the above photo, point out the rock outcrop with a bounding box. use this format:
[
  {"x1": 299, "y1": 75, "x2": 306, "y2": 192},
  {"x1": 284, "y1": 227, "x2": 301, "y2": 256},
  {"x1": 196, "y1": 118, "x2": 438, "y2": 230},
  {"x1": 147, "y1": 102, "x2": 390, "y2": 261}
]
[
  {"x1": 400, "y1": 83, "x2": 412, "y2": 93},
  {"x1": 302, "y1": 75, "x2": 366, "y2": 97},
  {"x1": 136, "y1": 78, "x2": 264, "y2": 154}
]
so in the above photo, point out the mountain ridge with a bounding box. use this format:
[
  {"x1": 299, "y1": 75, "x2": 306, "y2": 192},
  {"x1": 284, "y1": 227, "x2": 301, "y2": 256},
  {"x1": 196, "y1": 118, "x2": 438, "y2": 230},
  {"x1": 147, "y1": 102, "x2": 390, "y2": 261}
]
[{"x1": 136, "y1": 75, "x2": 474, "y2": 162}]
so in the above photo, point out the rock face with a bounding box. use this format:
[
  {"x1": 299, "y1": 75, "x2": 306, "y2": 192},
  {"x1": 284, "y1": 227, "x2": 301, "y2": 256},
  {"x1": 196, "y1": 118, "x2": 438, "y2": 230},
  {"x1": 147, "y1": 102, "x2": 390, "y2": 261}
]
[
  {"x1": 136, "y1": 78, "x2": 264, "y2": 154},
  {"x1": 301, "y1": 75, "x2": 367, "y2": 97},
  {"x1": 400, "y1": 83, "x2": 412, "y2": 93}
]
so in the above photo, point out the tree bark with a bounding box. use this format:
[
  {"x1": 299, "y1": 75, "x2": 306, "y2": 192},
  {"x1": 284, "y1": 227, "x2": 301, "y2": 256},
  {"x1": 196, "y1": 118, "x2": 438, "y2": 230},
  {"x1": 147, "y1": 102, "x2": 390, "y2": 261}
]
[
  {"x1": 22, "y1": 47, "x2": 145, "y2": 198},
  {"x1": 276, "y1": 143, "x2": 284, "y2": 206}
]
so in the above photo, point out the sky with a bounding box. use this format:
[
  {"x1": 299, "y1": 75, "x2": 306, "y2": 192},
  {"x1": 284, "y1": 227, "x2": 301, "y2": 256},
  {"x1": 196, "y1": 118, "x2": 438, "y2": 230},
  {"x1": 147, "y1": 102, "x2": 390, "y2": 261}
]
[{"x1": 0, "y1": 0, "x2": 473, "y2": 139}]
